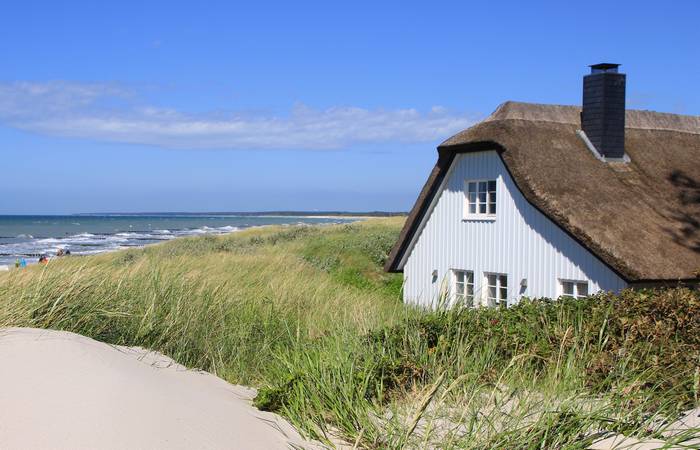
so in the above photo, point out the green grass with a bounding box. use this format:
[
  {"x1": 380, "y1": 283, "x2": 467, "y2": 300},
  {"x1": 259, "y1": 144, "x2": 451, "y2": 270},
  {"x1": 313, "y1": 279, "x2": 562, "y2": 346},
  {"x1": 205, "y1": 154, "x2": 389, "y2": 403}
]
[{"x1": 0, "y1": 218, "x2": 698, "y2": 449}]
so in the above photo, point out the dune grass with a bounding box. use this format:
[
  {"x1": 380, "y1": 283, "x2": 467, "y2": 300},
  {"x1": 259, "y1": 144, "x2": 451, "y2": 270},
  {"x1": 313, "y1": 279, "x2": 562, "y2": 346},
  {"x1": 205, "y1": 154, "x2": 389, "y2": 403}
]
[{"x1": 0, "y1": 217, "x2": 698, "y2": 449}]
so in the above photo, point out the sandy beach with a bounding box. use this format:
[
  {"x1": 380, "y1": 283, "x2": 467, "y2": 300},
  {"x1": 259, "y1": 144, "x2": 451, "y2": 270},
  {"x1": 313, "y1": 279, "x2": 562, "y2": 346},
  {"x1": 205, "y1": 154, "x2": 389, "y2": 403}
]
[{"x1": 0, "y1": 327, "x2": 320, "y2": 450}]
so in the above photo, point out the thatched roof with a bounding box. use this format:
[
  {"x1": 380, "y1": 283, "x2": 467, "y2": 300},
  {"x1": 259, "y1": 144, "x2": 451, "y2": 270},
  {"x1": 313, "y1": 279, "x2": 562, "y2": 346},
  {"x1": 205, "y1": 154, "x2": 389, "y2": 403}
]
[{"x1": 385, "y1": 101, "x2": 700, "y2": 283}]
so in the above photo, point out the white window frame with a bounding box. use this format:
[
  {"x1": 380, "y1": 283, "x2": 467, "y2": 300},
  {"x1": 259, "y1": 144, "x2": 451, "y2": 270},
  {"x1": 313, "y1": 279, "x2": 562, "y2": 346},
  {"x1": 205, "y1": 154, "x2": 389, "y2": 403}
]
[
  {"x1": 464, "y1": 179, "x2": 497, "y2": 221},
  {"x1": 484, "y1": 272, "x2": 508, "y2": 307},
  {"x1": 559, "y1": 279, "x2": 589, "y2": 299},
  {"x1": 451, "y1": 269, "x2": 475, "y2": 307}
]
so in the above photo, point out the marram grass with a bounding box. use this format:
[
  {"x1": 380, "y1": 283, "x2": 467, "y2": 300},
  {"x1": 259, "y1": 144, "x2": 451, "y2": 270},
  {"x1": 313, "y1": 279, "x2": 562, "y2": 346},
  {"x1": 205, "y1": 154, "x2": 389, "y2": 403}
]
[{"x1": 1, "y1": 218, "x2": 698, "y2": 449}]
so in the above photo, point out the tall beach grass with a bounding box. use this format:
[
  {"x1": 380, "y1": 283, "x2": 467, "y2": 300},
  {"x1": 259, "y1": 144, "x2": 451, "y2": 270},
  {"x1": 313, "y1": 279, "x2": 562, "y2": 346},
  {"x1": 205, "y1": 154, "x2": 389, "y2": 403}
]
[{"x1": 0, "y1": 218, "x2": 697, "y2": 448}]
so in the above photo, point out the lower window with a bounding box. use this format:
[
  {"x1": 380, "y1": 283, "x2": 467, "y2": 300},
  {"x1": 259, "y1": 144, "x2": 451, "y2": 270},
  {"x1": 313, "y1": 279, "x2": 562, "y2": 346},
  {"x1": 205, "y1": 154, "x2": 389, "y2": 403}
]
[
  {"x1": 452, "y1": 269, "x2": 474, "y2": 307},
  {"x1": 485, "y1": 273, "x2": 508, "y2": 307},
  {"x1": 560, "y1": 280, "x2": 589, "y2": 299}
]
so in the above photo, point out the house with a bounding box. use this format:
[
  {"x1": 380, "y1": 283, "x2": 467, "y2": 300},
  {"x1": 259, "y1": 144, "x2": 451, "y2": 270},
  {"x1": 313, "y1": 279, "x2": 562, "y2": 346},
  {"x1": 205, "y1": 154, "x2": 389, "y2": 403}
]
[{"x1": 385, "y1": 64, "x2": 700, "y2": 308}]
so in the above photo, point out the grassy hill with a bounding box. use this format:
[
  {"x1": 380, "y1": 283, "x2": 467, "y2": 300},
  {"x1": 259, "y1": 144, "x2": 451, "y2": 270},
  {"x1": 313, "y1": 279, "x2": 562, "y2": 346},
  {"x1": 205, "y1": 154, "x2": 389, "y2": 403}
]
[{"x1": 1, "y1": 218, "x2": 698, "y2": 448}]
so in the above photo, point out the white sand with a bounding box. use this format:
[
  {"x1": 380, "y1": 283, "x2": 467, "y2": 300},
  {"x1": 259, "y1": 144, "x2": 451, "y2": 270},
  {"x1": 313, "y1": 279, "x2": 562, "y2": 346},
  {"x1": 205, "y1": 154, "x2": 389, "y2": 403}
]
[
  {"x1": 589, "y1": 408, "x2": 700, "y2": 450},
  {"x1": 0, "y1": 327, "x2": 321, "y2": 450}
]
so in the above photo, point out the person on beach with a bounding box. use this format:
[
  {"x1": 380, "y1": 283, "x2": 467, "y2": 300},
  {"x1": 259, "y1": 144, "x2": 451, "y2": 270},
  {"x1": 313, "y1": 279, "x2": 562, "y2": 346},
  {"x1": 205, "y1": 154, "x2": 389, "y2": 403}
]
[
  {"x1": 56, "y1": 249, "x2": 65, "y2": 257},
  {"x1": 15, "y1": 259, "x2": 20, "y2": 268},
  {"x1": 20, "y1": 258, "x2": 27, "y2": 268},
  {"x1": 39, "y1": 255, "x2": 48, "y2": 264}
]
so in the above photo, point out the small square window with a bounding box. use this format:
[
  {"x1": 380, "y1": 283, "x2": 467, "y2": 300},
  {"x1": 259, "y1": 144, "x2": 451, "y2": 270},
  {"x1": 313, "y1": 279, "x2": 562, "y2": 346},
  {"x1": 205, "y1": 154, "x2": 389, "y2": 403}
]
[
  {"x1": 562, "y1": 281, "x2": 574, "y2": 297},
  {"x1": 577, "y1": 282, "x2": 588, "y2": 297}
]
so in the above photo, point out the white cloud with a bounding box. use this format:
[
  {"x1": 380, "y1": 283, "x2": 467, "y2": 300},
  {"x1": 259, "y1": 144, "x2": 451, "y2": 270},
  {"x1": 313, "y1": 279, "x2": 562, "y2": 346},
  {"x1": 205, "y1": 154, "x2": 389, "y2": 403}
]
[{"x1": 0, "y1": 81, "x2": 475, "y2": 150}]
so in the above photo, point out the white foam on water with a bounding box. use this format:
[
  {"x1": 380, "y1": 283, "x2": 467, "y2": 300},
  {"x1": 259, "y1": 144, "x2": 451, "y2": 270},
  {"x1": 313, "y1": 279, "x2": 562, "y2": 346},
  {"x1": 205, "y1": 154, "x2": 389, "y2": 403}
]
[
  {"x1": 0, "y1": 216, "x2": 339, "y2": 267},
  {"x1": 37, "y1": 238, "x2": 60, "y2": 244}
]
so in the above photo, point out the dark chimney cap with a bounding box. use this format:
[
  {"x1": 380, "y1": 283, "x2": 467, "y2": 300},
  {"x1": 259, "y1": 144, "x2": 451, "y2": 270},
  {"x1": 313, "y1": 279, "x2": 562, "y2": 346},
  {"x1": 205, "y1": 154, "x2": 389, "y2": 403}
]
[{"x1": 589, "y1": 63, "x2": 621, "y2": 74}]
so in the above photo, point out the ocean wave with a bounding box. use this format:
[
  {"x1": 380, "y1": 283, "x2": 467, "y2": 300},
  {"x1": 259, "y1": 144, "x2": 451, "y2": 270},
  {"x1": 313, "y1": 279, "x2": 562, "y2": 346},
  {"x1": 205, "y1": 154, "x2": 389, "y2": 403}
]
[{"x1": 0, "y1": 216, "x2": 350, "y2": 267}]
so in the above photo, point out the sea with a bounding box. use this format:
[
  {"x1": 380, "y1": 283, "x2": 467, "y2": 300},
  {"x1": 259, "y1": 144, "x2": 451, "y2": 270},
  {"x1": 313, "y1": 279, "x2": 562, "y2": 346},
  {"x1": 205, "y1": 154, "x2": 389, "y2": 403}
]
[{"x1": 0, "y1": 214, "x2": 357, "y2": 267}]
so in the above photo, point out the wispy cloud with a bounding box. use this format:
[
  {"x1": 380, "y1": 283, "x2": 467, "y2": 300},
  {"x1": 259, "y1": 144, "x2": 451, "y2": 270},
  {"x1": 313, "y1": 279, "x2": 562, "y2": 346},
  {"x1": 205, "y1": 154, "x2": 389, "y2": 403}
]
[{"x1": 0, "y1": 81, "x2": 475, "y2": 150}]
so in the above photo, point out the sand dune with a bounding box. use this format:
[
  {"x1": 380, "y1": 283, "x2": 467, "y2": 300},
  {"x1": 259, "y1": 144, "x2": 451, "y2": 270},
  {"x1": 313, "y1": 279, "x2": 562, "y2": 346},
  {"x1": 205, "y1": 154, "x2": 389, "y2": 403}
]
[{"x1": 0, "y1": 327, "x2": 320, "y2": 450}]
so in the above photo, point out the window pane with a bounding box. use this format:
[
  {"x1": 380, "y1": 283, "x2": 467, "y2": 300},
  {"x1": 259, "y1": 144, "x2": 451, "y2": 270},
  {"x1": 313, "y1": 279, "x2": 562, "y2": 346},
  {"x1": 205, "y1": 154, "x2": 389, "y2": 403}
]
[
  {"x1": 577, "y1": 282, "x2": 588, "y2": 297},
  {"x1": 456, "y1": 271, "x2": 464, "y2": 283},
  {"x1": 456, "y1": 284, "x2": 464, "y2": 295},
  {"x1": 466, "y1": 284, "x2": 474, "y2": 296},
  {"x1": 488, "y1": 180, "x2": 496, "y2": 192},
  {"x1": 479, "y1": 203, "x2": 487, "y2": 214},
  {"x1": 499, "y1": 275, "x2": 507, "y2": 287},
  {"x1": 479, "y1": 192, "x2": 487, "y2": 204},
  {"x1": 488, "y1": 286, "x2": 496, "y2": 299},
  {"x1": 562, "y1": 281, "x2": 574, "y2": 296},
  {"x1": 488, "y1": 203, "x2": 496, "y2": 214},
  {"x1": 469, "y1": 203, "x2": 476, "y2": 214},
  {"x1": 489, "y1": 191, "x2": 496, "y2": 204},
  {"x1": 500, "y1": 287, "x2": 508, "y2": 299},
  {"x1": 466, "y1": 272, "x2": 473, "y2": 283},
  {"x1": 468, "y1": 182, "x2": 476, "y2": 193},
  {"x1": 479, "y1": 181, "x2": 487, "y2": 192},
  {"x1": 487, "y1": 274, "x2": 496, "y2": 286}
]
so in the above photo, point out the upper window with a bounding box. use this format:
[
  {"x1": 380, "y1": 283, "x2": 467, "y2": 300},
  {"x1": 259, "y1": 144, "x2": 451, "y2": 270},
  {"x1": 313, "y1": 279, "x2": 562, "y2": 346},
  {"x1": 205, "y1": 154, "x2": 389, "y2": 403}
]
[
  {"x1": 465, "y1": 180, "x2": 497, "y2": 218},
  {"x1": 452, "y1": 269, "x2": 474, "y2": 307},
  {"x1": 560, "y1": 280, "x2": 589, "y2": 299},
  {"x1": 485, "y1": 273, "x2": 508, "y2": 307}
]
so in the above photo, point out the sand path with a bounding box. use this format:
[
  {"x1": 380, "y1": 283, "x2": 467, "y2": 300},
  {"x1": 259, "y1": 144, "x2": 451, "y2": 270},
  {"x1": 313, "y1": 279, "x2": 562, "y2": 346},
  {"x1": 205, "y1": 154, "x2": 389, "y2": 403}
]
[{"x1": 0, "y1": 327, "x2": 321, "y2": 450}]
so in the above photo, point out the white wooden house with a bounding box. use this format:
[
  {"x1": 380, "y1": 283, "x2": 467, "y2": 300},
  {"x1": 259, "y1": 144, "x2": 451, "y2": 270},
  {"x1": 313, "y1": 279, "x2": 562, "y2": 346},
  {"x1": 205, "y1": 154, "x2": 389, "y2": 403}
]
[{"x1": 385, "y1": 65, "x2": 700, "y2": 308}]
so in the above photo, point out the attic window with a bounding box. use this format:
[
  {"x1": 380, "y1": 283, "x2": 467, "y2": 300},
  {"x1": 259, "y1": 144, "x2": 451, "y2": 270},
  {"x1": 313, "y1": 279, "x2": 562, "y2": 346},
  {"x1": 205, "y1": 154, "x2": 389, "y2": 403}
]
[{"x1": 465, "y1": 180, "x2": 497, "y2": 219}]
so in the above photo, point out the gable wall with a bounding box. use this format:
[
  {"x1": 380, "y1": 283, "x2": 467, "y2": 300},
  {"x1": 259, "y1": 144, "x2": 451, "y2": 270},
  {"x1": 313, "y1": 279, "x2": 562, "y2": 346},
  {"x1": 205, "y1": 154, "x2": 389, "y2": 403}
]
[{"x1": 402, "y1": 150, "x2": 627, "y2": 307}]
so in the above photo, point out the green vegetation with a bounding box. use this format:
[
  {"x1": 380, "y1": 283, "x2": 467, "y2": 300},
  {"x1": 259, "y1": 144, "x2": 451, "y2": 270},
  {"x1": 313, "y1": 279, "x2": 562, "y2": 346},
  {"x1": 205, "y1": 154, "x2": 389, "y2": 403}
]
[{"x1": 0, "y1": 218, "x2": 698, "y2": 448}]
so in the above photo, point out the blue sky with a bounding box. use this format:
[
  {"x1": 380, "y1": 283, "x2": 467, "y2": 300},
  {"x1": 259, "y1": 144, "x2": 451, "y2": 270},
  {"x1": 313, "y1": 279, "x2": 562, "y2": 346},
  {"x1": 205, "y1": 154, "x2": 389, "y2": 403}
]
[{"x1": 1, "y1": 1, "x2": 698, "y2": 214}]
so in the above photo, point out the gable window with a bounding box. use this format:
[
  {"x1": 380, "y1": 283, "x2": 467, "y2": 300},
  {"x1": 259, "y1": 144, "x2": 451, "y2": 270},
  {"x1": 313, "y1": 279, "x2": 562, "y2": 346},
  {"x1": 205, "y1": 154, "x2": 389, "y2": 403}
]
[
  {"x1": 560, "y1": 280, "x2": 589, "y2": 299},
  {"x1": 485, "y1": 273, "x2": 508, "y2": 307},
  {"x1": 465, "y1": 180, "x2": 497, "y2": 218},
  {"x1": 452, "y1": 270, "x2": 474, "y2": 307}
]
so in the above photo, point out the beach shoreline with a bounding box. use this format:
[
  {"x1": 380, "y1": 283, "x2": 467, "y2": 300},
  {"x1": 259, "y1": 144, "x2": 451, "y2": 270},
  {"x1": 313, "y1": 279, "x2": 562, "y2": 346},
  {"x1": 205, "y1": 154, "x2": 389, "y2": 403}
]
[{"x1": 0, "y1": 214, "x2": 366, "y2": 268}]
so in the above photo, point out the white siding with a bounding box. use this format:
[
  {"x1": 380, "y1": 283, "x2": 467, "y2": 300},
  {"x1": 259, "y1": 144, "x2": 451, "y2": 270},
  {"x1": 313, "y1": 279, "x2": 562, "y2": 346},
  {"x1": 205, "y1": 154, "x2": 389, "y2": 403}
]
[{"x1": 402, "y1": 150, "x2": 627, "y2": 307}]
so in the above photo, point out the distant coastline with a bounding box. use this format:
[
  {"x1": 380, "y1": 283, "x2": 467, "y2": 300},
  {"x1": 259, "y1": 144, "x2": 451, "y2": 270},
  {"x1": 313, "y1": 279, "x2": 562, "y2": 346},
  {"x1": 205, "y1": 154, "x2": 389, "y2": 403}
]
[{"x1": 72, "y1": 211, "x2": 407, "y2": 218}]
